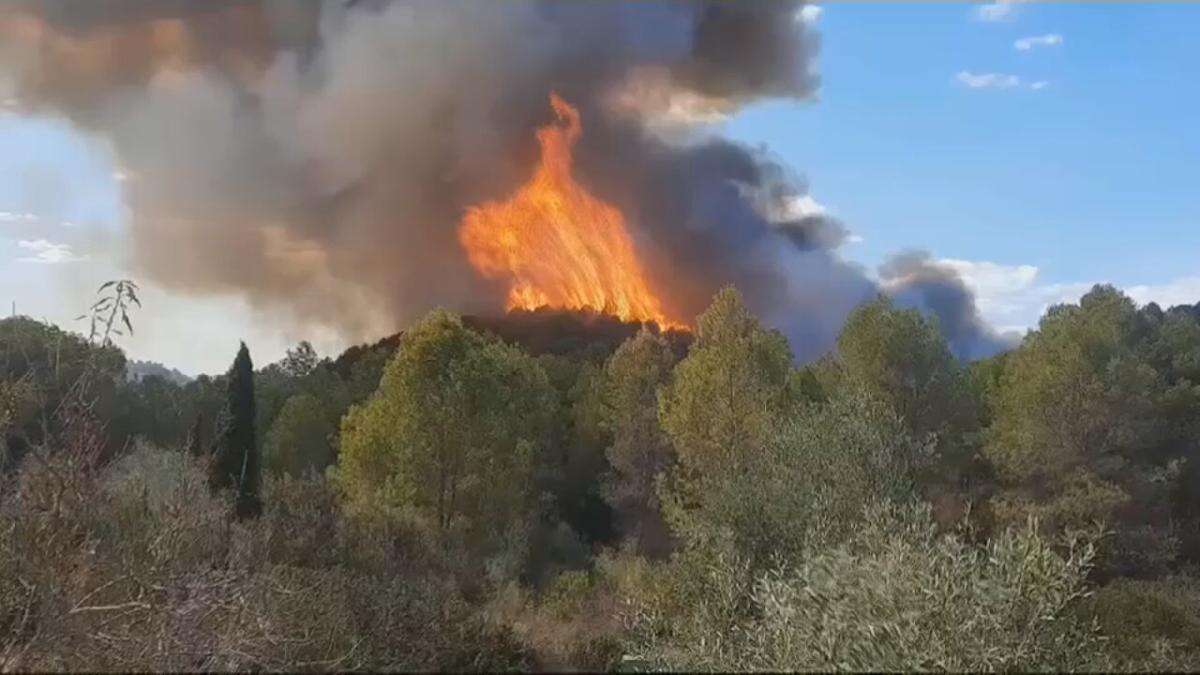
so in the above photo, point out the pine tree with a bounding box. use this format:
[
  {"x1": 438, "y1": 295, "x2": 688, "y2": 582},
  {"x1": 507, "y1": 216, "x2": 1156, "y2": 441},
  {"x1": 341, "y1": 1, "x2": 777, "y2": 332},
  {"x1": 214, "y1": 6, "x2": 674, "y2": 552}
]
[{"x1": 209, "y1": 342, "x2": 261, "y2": 519}]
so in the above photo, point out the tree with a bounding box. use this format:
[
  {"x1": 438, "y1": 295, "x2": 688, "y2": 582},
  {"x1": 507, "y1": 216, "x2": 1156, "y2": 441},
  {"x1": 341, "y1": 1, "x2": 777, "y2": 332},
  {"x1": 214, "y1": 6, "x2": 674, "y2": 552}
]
[
  {"x1": 209, "y1": 342, "x2": 261, "y2": 519},
  {"x1": 280, "y1": 340, "x2": 319, "y2": 378},
  {"x1": 187, "y1": 412, "x2": 205, "y2": 457},
  {"x1": 830, "y1": 296, "x2": 982, "y2": 495},
  {"x1": 657, "y1": 287, "x2": 798, "y2": 556},
  {"x1": 338, "y1": 311, "x2": 557, "y2": 549},
  {"x1": 0, "y1": 316, "x2": 125, "y2": 465},
  {"x1": 601, "y1": 330, "x2": 678, "y2": 557},
  {"x1": 983, "y1": 285, "x2": 1198, "y2": 573},
  {"x1": 659, "y1": 287, "x2": 795, "y2": 472},
  {"x1": 834, "y1": 295, "x2": 979, "y2": 442},
  {"x1": 112, "y1": 374, "x2": 188, "y2": 449},
  {"x1": 263, "y1": 393, "x2": 337, "y2": 478},
  {"x1": 985, "y1": 286, "x2": 1155, "y2": 488}
]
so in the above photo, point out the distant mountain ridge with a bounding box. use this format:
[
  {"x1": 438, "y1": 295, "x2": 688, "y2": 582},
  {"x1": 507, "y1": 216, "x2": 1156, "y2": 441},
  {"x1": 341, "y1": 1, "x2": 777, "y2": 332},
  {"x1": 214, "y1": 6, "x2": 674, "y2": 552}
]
[{"x1": 126, "y1": 360, "x2": 192, "y2": 386}]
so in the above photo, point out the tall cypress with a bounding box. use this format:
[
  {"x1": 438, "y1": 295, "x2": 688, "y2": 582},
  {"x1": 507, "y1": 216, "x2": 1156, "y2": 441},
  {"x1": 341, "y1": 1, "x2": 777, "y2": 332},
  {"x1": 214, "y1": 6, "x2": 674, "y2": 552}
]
[
  {"x1": 209, "y1": 342, "x2": 261, "y2": 519},
  {"x1": 187, "y1": 412, "x2": 205, "y2": 457}
]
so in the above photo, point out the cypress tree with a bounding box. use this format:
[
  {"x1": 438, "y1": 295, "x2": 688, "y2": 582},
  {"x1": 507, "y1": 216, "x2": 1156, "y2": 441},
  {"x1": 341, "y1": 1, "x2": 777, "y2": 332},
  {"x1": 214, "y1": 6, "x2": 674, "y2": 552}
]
[
  {"x1": 209, "y1": 342, "x2": 261, "y2": 519},
  {"x1": 187, "y1": 412, "x2": 205, "y2": 457}
]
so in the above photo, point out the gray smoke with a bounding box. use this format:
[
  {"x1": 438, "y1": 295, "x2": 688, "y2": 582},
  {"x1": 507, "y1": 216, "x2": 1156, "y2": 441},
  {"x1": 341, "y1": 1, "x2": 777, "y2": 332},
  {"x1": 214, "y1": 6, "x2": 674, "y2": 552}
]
[
  {"x1": 0, "y1": 0, "x2": 1005, "y2": 361},
  {"x1": 880, "y1": 251, "x2": 1014, "y2": 360}
]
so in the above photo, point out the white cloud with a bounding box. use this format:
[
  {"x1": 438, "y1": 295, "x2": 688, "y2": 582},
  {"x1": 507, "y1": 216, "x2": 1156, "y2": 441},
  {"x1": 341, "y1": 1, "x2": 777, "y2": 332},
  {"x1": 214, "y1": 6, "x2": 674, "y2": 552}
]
[
  {"x1": 1126, "y1": 277, "x2": 1200, "y2": 309},
  {"x1": 799, "y1": 4, "x2": 823, "y2": 25},
  {"x1": 0, "y1": 211, "x2": 37, "y2": 223},
  {"x1": 845, "y1": 233, "x2": 865, "y2": 245},
  {"x1": 937, "y1": 257, "x2": 1200, "y2": 337},
  {"x1": 974, "y1": 1, "x2": 1021, "y2": 22},
  {"x1": 941, "y1": 259, "x2": 1040, "y2": 297},
  {"x1": 939, "y1": 258, "x2": 1044, "y2": 327},
  {"x1": 1014, "y1": 33, "x2": 1063, "y2": 51},
  {"x1": 956, "y1": 71, "x2": 1021, "y2": 89},
  {"x1": 1029, "y1": 80, "x2": 1050, "y2": 91},
  {"x1": 785, "y1": 194, "x2": 828, "y2": 219},
  {"x1": 16, "y1": 239, "x2": 88, "y2": 264}
]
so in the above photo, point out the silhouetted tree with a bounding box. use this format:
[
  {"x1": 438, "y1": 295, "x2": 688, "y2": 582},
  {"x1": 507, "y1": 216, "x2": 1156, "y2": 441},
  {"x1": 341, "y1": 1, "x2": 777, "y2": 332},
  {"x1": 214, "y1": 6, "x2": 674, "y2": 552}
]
[
  {"x1": 280, "y1": 340, "x2": 319, "y2": 378},
  {"x1": 187, "y1": 412, "x2": 205, "y2": 457},
  {"x1": 209, "y1": 342, "x2": 261, "y2": 519}
]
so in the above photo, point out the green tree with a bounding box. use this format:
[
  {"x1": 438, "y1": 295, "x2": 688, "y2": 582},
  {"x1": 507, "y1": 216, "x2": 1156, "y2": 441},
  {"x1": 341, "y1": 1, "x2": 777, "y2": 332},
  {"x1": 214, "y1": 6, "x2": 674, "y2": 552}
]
[
  {"x1": 983, "y1": 286, "x2": 1197, "y2": 573},
  {"x1": 263, "y1": 393, "x2": 337, "y2": 478},
  {"x1": 987, "y1": 286, "x2": 1157, "y2": 485},
  {"x1": 657, "y1": 287, "x2": 797, "y2": 556},
  {"x1": 600, "y1": 330, "x2": 677, "y2": 556},
  {"x1": 0, "y1": 316, "x2": 125, "y2": 466},
  {"x1": 659, "y1": 287, "x2": 795, "y2": 471},
  {"x1": 338, "y1": 311, "x2": 557, "y2": 547},
  {"x1": 209, "y1": 342, "x2": 261, "y2": 519},
  {"x1": 112, "y1": 374, "x2": 188, "y2": 448},
  {"x1": 834, "y1": 296, "x2": 979, "y2": 447}
]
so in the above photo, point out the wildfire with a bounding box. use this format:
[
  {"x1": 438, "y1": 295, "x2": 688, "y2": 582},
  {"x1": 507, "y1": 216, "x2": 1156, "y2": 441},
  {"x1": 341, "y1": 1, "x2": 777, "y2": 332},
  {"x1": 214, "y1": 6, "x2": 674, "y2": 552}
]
[{"x1": 459, "y1": 93, "x2": 681, "y2": 328}]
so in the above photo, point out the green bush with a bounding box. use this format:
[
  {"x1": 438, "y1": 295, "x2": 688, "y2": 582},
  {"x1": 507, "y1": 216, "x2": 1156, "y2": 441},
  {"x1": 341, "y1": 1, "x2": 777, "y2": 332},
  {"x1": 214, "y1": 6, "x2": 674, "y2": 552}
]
[{"x1": 622, "y1": 503, "x2": 1108, "y2": 672}]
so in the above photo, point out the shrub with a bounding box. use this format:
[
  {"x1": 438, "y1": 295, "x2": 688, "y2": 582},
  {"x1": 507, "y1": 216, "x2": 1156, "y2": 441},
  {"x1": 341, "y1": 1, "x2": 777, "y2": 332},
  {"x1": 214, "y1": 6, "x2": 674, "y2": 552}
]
[
  {"x1": 0, "y1": 441, "x2": 530, "y2": 672},
  {"x1": 1077, "y1": 576, "x2": 1200, "y2": 671},
  {"x1": 622, "y1": 502, "x2": 1109, "y2": 672}
]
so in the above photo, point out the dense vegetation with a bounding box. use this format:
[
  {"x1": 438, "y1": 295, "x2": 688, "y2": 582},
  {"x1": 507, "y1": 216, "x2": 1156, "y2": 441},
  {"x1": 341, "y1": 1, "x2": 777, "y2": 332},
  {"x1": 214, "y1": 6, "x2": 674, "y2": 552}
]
[{"x1": 2, "y1": 285, "x2": 1199, "y2": 671}]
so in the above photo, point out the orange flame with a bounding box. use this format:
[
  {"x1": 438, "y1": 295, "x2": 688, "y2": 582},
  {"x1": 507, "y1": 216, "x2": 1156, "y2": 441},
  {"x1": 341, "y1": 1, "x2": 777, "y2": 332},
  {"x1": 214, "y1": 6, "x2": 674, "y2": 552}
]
[{"x1": 459, "y1": 93, "x2": 681, "y2": 328}]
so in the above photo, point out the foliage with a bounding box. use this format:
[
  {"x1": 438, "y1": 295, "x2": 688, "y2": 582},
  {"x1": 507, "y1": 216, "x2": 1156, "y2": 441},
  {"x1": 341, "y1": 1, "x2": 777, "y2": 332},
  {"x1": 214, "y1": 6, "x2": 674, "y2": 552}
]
[
  {"x1": 112, "y1": 373, "x2": 190, "y2": 448},
  {"x1": 0, "y1": 444, "x2": 530, "y2": 672},
  {"x1": 1076, "y1": 576, "x2": 1200, "y2": 670},
  {"x1": 263, "y1": 393, "x2": 338, "y2": 478},
  {"x1": 982, "y1": 285, "x2": 1200, "y2": 570},
  {"x1": 623, "y1": 503, "x2": 1107, "y2": 672},
  {"x1": 4, "y1": 281, "x2": 1200, "y2": 671},
  {"x1": 986, "y1": 286, "x2": 1160, "y2": 484},
  {"x1": 657, "y1": 287, "x2": 798, "y2": 560},
  {"x1": 834, "y1": 295, "x2": 980, "y2": 443},
  {"x1": 77, "y1": 279, "x2": 141, "y2": 347},
  {"x1": 337, "y1": 310, "x2": 557, "y2": 563},
  {"x1": 659, "y1": 287, "x2": 796, "y2": 470},
  {"x1": 0, "y1": 316, "x2": 125, "y2": 466},
  {"x1": 600, "y1": 330, "x2": 678, "y2": 557},
  {"x1": 280, "y1": 340, "x2": 319, "y2": 378},
  {"x1": 825, "y1": 295, "x2": 984, "y2": 502},
  {"x1": 664, "y1": 391, "x2": 924, "y2": 570},
  {"x1": 210, "y1": 342, "x2": 261, "y2": 519}
]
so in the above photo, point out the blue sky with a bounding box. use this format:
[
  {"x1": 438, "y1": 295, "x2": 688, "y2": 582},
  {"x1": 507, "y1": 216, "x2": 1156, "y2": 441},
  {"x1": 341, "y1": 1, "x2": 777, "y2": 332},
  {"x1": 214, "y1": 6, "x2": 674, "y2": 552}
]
[
  {"x1": 1, "y1": 2, "x2": 1198, "y2": 373},
  {"x1": 723, "y1": 1, "x2": 1200, "y2": 332}
]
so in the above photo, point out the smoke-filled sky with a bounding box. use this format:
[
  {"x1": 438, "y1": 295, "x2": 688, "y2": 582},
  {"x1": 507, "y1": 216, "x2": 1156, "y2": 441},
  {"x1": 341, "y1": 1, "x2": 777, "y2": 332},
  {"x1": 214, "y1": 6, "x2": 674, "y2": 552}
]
[{"x1": 1, "y1": 1, "x2": 1198, "y2": 375}]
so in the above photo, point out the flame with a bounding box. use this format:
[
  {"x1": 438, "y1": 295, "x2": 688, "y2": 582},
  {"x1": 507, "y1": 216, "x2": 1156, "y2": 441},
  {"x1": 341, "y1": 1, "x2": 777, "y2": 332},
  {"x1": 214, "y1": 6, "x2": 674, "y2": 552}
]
[{"x1": 459, "y1": 93, "x2": 681, "y2": 328}]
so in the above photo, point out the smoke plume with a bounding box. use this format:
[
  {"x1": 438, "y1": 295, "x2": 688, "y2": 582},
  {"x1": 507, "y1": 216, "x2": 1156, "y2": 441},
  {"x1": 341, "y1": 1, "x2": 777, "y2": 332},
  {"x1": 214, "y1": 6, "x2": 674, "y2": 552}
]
[
  {"x1": 0, "y1": 0, "x2": 1005, "y2": 361},
  {"x1": 880, "y1": 251, "x2": 1013, "y2": 360}
]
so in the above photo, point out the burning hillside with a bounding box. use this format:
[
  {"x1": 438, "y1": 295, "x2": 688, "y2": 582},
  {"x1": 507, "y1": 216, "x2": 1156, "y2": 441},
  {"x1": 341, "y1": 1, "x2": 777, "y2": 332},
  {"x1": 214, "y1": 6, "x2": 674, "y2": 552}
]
[
  {"x1": 331, "y1": 307, "x2": 691, "y2": 378},
  {"x1": 460, "y1": 93, "x2": 681, "y2": 329}
]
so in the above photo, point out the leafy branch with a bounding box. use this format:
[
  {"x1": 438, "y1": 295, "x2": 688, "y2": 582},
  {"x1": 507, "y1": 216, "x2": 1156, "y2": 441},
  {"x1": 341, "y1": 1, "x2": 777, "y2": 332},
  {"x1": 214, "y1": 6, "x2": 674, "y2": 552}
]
[{"x1": 77, "y1": 280, "x2": 141, "y2": 347}]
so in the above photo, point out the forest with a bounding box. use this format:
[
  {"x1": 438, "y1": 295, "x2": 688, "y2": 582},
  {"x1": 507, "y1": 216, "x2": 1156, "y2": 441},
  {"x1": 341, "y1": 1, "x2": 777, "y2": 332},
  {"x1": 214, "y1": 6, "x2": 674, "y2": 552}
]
[{"x1": 2, "y1": 282, "x2": 1200, "y2": 671}]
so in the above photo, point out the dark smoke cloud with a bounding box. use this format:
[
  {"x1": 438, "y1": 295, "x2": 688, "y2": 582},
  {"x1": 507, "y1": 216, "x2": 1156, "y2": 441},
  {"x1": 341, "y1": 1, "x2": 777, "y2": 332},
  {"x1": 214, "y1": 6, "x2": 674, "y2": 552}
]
[
  {"x1": 880, "y1": 251, "x2": 1015, "y2": 360},
  {"x1": 0, "y1": 0, "x2": 1005, "y2": 362}
]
